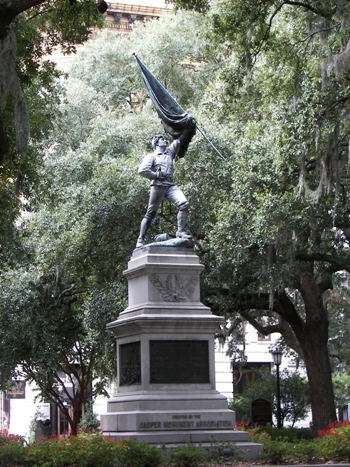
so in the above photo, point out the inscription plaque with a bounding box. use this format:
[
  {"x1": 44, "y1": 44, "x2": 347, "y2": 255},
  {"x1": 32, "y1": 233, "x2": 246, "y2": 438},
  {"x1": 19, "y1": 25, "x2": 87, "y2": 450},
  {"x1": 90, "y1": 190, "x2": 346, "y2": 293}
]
[
  {"x1": 120, "y1": 341, "x2": 141, "y2": 386},
  {"x1": 6, "y1": 380, "x2": 25, "y2": 399},
  {"x1": 150, "y1": 340, "x2": 209, "y2": 384},
  {"x1": 252, "y1": 398, "x2": 272, "y2": 425}
]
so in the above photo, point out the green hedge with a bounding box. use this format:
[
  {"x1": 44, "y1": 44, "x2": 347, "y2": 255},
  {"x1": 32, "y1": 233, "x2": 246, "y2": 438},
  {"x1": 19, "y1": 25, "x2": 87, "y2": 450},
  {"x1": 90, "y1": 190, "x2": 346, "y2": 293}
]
[
  {"x1": 248, "y1": 421, "x2": 350, "y2": 463},
  {"x1": 0, "y1": 435, "x2": 163, "y2": 467},
  {"x1": 1, "y1": 424, "x2": 350, "y2": 466},
  {"x1": 251, "y1": 426, "x2": 315, "y2": 441},
  {"x1": 0, "y1": 434, "x2": 241, "y2": 467}
]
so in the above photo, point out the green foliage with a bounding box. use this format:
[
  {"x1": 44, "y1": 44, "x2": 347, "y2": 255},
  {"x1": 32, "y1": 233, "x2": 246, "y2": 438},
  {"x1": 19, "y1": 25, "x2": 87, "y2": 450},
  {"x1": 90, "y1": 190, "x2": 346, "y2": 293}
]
[
  {"x1": 328, "y1": 283, "x2": 350, "y2": 374},
  {"x1": 258, "y1": 438, "x2": 294, "y2": 465},
  {"x1": 278, "y1": 369, "x2": 311, "y2": 427},
  {"x1": 0, "y1": 263, "x2": 118, "y2": 434},
  {"x1": 184, "y1": 0, "x2": 350, "y2": 432},
  {"x1": 5, "y1": 428, "x2": 350, "y2": 466},
  {"x1": 228, "y1": 368, "x2": 310, "y2": 427},
  {"x1": 248, "y1": 427, "x2": 320, "y2": 464},
  {"x1": 78, "y1": 405, "x2": 100, "y2": 433},
  {"x1": 25, "y1": 434, "x2": 120, "y2": 467},
  {"x1": 318, "y1": 421, "x2": 350, "y2": 461},
  {"x1": 172, "y1": 0, "x2": 210, "y2": 13},
  {"x1": 205, "y1": 439, "x2": 242, "y2": 463},
  {"x1": 257, "y1": 436, "x2": 320, "y2": 465},
  {"x1": 0, "y1": 0, "x2": 104, "y2": 268},
  {"x1": 0, "y1": 436, "x2": 216, "y2": 467},
  {"x1": 0, "y1": 435, "x2": 26, "y2": 467},
  {"x1": 118, "y1": 439, "x2": 163, "y2": 467},
  {"x1": 0, "y1": 442, "x2": 27, "y2": 467},
  {"x1": 0, "y1": 11, "x2": 221, "y2": 427},
  {"x1": 2, "y1": 0, "x2": 350, "y2": 439},
  {"x1": 169, "y1": 443, "x2": 206, "y2": 467},
  {"x1": 332, "y1": 374, "x2": 350, "y2": 408},
  {"x1": 28, "y1": 408, "x2": 46, "y2": 443},
  {"x1": 228, "y1": 368, "x2": 274, "y2": 425},
  {"x1": 251, "y1": 426, "x2": 314, "y2": 442},
  {"x1": 292, "y1": 440, "x2": 324, "y2": 464},
  {"x1": 66, "y1": 12, "x2": 213, "y2": 114},
  {"x1": 229, "y1": 396, "x2": 248, "y2": 426}
]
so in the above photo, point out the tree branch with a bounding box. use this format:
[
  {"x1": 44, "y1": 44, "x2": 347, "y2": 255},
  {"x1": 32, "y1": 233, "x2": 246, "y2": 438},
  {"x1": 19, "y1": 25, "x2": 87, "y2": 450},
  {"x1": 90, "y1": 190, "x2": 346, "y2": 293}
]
[
  {"x1": 281, "y1": 1, "x2": 332, "y2": 18},
  {"x1": 239, "y1": 309, "x2": 284, "y2": 335},
  {"x1": 294, "y1": 24, "x2": 339, "y2": 46},
  {"x1": 296, "y1": 251, "x2": 350, "y2": 274},
  {"x1": 0, "y1": 0, "x2": 47, "y2": 38},
  {"x1": 253, "y1": 0, "x2": 333, "y2": 62}
]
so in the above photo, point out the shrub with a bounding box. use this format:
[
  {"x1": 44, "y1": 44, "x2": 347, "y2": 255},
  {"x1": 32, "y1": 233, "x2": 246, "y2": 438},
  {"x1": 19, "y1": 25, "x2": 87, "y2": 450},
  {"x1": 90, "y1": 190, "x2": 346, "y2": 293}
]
[
  {"x1": 258, "y1": 438, "x2": 293, "y2": 464},
  {"x1": 169, "y1": 443, "x2": 206, "y2": 467},
  {"x1": 247, "y1": 427, "x2": 323, "y2": 464},
  {"x1": 292, "y1": 439, "x2": 323, "y2": 464},
  {"x1": 78, "y1": 405, "x2": 100, "y2": 433},
  {"x1": 0, "y1": 434, "x2": 164, "y2": 467},
  {"x1": 25, "y1": 434, "x2": 121, "y2": 467},
  {"x1": 63, "y1": 434, "x2": 120, "y2": 467},
  {"x1": 0, "y1": 439, "x2": 27, "y2": 466},
  {"x1": 25, "y1": 437, "x2": 64, "y2": 467},
  {"x1": 318, "y1": 420, "x2": 350, "y2": 461},
  {"x1": 118, "y1": 439, "x2": 163, "y2": 467},
  {"x1": 1, "y1": 426, "x2": 341, "y2": 467},
  {"x1": 249, "y1": 426, "x2": 314, "y2": 442}
]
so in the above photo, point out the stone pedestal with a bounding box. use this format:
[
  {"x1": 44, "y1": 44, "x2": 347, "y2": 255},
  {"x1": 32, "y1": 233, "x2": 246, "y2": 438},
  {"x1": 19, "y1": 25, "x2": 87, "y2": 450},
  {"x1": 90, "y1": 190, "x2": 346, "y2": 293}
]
[{"x1": 101, "y1": 246, "x2": 261, "y2": 458}]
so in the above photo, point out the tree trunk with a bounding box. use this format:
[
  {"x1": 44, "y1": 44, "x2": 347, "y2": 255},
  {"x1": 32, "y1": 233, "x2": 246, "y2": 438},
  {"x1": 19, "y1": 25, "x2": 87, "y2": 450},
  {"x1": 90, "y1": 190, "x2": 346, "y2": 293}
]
[
  {"x1": 298, "y1": 273, "x2": 337, "y2": 432},
  {"x1": 0, "y1": 0, "x2": 47, "y2": 40},
  {"x1": 61, "y1": 400, "x2": 80, "y2": 436},
  {"x1": 0, "y1": 117, "x2": 8, "y2": 166},
  {"x1": 302, "y1": 328, "x2": 336, "y2": 432},
  {"x1": 70, "y1": 405, "x2": 80, "y2": 436}
]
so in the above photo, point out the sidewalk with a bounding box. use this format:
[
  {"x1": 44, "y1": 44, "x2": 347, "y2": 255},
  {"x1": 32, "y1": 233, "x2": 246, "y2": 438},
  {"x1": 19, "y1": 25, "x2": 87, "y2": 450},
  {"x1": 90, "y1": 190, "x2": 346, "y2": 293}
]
[
  {"x1": 226, "y1": 463, "x2": 350, "y2": 467},
  {"x1": 236, "y1": 465, "x2": 350, "y2": 467}
]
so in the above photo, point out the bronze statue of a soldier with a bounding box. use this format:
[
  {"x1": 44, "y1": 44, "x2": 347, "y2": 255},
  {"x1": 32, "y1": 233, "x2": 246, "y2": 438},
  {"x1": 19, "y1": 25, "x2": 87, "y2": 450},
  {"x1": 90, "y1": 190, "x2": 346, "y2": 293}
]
[{"x1": 136, "y1": 123, "x2": 195, "y2": 248}]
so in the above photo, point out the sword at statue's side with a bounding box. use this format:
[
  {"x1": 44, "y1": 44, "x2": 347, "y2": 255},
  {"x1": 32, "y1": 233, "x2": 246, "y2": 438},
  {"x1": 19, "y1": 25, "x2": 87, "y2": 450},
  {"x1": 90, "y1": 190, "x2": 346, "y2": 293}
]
[{"x1": 133, "y1": 53, "x2": 227, "y2": 163}]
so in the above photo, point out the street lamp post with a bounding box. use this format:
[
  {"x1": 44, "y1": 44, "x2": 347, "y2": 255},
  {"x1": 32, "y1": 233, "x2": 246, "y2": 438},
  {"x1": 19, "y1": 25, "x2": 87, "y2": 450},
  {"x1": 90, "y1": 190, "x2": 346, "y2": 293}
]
[{"x1": 272, "y1": 350, "x2": 282, "y2": 429}]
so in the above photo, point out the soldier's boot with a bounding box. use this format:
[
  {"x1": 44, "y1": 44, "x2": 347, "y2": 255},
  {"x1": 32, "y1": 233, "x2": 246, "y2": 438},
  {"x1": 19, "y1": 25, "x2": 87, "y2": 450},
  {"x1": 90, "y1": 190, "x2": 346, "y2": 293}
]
[
  {"x1": 136, "y1": 217, "x2": 152, "y2": 248},
  {"x1": 176, "y1": 203, "x2": 192, "y2": 239}
]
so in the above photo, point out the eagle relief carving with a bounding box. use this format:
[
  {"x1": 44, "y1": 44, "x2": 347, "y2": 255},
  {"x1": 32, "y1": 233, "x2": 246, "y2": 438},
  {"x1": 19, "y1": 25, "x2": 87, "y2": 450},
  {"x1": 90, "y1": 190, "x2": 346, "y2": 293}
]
[{"x1": 149, "y1": 273, "x2": 198, "y2": 302}]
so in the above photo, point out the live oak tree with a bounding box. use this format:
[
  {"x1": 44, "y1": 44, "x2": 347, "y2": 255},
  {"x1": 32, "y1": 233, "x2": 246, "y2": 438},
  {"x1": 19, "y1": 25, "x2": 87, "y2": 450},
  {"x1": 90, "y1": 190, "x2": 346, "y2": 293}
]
[
  {"x1": 0, "y1": 0, "x2": 103, "y2": 163},
  {"x1": 31, "y1": 9, "x2": 350, "y2": 434},
  {"x1": 0, "y1": 0, "x2": 103, "y2": 269},
  {"x1": 327, "y1": 282, "x2": 350, "y2": 374},
  {"x1": 168, "y1": 0, "x2": 350, "y2": 432},
  {"x1": 57, "y1": 4, "x2": 350, "y2": 434},
  {"x1": 67, "y1": 12, "x2": 214, "y2": 112},
  {"x1": 0, "y1": 0, "x2": 105, "y2": 434},
  {"x1": 4, "y1": 3, "x2": 350, "y2": 435},
  {"x1": 0, "y1": 14, "x2": 215, "y2": 433}
]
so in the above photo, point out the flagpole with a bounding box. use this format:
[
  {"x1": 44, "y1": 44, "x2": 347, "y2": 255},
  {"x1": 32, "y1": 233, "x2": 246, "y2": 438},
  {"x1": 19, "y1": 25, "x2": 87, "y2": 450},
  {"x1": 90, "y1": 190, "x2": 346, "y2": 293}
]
[{"x1": 197, "y1": 126, "x2": 227, "y2": 163}]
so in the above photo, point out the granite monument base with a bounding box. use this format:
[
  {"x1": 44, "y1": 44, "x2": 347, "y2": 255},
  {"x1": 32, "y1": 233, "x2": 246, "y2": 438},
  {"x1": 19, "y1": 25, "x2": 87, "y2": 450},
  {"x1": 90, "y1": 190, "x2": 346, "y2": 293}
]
[{"x1": 100, "y1": 245, "x2": 261, "y2": 459}]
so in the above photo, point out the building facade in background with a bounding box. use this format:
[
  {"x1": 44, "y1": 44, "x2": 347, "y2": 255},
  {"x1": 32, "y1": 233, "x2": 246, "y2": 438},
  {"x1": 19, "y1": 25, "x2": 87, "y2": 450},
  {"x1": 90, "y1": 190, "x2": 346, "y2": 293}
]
[{"x1": 103, "y1": 1, "x2": 172, "y2": 32}]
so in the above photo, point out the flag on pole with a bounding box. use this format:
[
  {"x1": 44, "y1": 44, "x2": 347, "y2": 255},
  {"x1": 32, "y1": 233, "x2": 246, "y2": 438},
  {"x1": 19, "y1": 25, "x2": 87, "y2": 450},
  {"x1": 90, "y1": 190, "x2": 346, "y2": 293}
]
[{"x1": 133, "y1": 53, "x2": 196, "y2": 158}]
